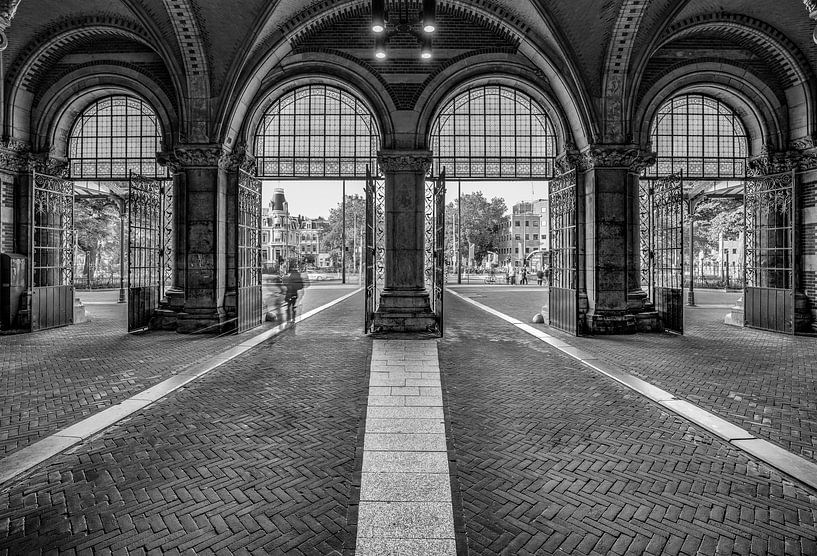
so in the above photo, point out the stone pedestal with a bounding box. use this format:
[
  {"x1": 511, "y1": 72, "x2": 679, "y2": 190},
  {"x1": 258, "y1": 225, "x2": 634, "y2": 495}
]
[
  {"x1": 371, "y1": 150, "x2": 438, "y2": 334},
  {"x1": 724, "y1": 294, "x2": 744, "y2": 328}
]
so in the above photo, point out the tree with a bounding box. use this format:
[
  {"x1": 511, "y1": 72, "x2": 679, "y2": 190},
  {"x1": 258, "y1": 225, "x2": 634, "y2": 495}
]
[
  {"x1": 690, "y1": 197, "x2": 743, "y2": 256},
  {"x1": 323, "y1": 194, "x2": 366, "y2": 272},
  {"x1": 74, "y1": 198, "x2": 122, "y2": 287},
  {"x1": 447, "y1": 192, "x2": 507, "y2": 266}
]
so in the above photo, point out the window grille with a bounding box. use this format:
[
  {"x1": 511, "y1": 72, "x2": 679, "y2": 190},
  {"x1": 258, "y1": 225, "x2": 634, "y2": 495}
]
[
  {"x1": 254, "y1": 85, "x2": 380, "y2": 178},
  {"x1": 430, "y1": 85, "x2": 557, "y2": 178},
  {"x1": 68, "y1": 95, "x2": 164, "y2": 179},
  {"x1": 646, "y1": 94, "x2": 748, "y2": 179}
]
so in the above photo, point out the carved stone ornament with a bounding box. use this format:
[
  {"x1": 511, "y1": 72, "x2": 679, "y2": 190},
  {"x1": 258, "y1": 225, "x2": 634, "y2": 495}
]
[
  {"x1": 747, "y1": 144, "x2": 817, "y2": 175},
  {"x1": 0, "y1": 138, "x2": 30, "y2": 172},
  {"x1": 218, "y1": 143, "x2": 257, "y2": 174},
  {"x1": 581, "y1": 144, "x2": 656, "y2": 173},
  {"x1": 28, "y1": 152, "x2": 69, "y2": 177},
  {"x1": 554, "y1": 142, "x2": 584, "y2": 174},
  {"x1": 806, "y1": 1, "x2": 817, "y2": 44},
  {"x1": 377, "y1": 150, "x2": 433, "y2": 174},
  {"x1": 157, "y1": 145, "x2": 224, "y2": 173}
]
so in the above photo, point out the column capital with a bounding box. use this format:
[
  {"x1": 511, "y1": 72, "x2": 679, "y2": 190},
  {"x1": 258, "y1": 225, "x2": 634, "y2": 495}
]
[
  {"x1": 580, "y1": 144, "x2": 656, "y2": 173},
  {"x1": 217, "y1": 144, "x2": 256, "y2": 174},
  {"x1": 748, "y1": 144, "x2": 817, "y2": 175},
  {"x1": 28, "y1": 152, "x2": 69, "y2": 177},
  {"x1": 157, "y1": 144, "x2": 224, "y2": 173},
  {"x1": 0, "y1": 138, "x2": 29, "y2": 173},
  {"x1": 378, "y1": 150, "x2": 433, "y2": 174}
]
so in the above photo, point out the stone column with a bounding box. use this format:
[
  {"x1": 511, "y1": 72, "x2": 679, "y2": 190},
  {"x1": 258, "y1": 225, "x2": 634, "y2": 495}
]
[
  {"x1": 582, "y1": 145, "x2": 657, "y2": 334},
  {"x1": 372, "y1": 150, "x2": 436, "y2": 333},
  {"x1": 158, "y1": 145, "x2": 227, "y2": 334}
]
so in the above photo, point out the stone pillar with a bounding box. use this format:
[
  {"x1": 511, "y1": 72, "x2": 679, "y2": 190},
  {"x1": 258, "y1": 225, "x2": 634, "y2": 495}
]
[
  {"x1": 372, "y1": 150, "x2": 436, "y2": 333},
  {"x1": 158, "y1": 145, "x2": 228, "y2": 334},
  {"x1": 582, "y1": 145, "x2": 658, "y2": 334}
]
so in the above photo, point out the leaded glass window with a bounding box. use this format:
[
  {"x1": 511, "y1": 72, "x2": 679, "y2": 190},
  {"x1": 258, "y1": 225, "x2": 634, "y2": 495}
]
[
  {"x1": 68, "y1": 95, "x2": 164, "y2": 179},
  {"x1": 254, "y1": 85, "x2": 380, "y2": 178},
  {"x1": 430, "y1": 86, "x2": 558, "y2": 179},
  {"x1": 646, "y1": 94, "x2": 748, "y2": 179}
]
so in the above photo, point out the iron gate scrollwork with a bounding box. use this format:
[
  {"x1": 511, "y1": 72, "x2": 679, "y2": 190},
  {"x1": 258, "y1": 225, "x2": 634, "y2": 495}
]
[
  {"x1": 548, "y1": 168, "x2": 579, "y2": 335},
  {"x1": 743, "y1": 170, "x2": 795, "y2": 333},
  {"x1": 651, "y1": 172, "x2": 684, "y2": 334},
  {"x1": 237, "y1": 170, "x2": 263, "y2": 333},
  {"x1": 365, "y1": 166, "x2": 385, "y2": 333},
  {"x1": 639, "y1": 179, "x2": 653, "y2": 292},
  {"x1": 128, "y1": 172, "x2": 171, "y2": 332},
  {"x1": 30, "y1": 171, "x2": 75, "y2": 331},
  {"x1": 424, "y1": 170, "x2": 446, "y2": 335}
]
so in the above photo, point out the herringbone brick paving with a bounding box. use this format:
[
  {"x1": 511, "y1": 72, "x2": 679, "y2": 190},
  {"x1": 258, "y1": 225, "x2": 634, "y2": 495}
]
[
  {"x1": 451, "y1": 286, "x2": 817, "y2": 464},
  {"x1": 440, "y1": 294, "x2": 817, "y2": 556},
  {"x1": 0, "y1": 292, "x2": 368, "y2": 555},
  {"x1": 0, "y1": 287, "x2": 351, "y2": 460}
]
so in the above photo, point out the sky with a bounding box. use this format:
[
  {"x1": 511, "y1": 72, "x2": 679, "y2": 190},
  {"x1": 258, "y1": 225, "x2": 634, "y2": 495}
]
[{"x1": 261, "y1": 179, "x2": 548, "y2": 219}]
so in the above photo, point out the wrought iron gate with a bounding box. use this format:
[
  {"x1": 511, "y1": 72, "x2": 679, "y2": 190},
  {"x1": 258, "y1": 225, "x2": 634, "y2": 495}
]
[
  {"x1": 548, "y1": 169, "x2": 580, "y2": 334},
  {"x1": 425, "y1": 170, "x2": 446, "y2": 335},
  {"x1": 365, "y1": 167, "x2": 386, "y2": 333},
  {"x1": 236, "y1": 170, "x2": 263, "y2": 333},
  {"x1": 649, "y1": 173, "x2": 684, "y2": 334},
  {"x1": 743, "y1": 170, "x2": 795, "y2": 333},
  {"x1": 127, "y1": 172, "x2": 171, "y2": 332},
  {"x1": 30, "y1": 171, "x2": 75, "y2": 331}
]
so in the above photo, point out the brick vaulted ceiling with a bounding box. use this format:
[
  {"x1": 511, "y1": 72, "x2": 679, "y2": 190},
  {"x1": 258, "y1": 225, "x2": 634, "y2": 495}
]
[{"x1": 3, "y1": 0, "x2": 817, "y2": 144}]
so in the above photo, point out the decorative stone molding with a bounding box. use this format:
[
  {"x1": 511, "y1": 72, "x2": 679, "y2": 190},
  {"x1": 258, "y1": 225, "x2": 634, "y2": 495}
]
[
  {"x1": 554, "y1": 142, "x2": 583, "y2": 174},
  {"x1": 377, "y1": 150, "x2": 433, "y2": 174},
  {"x1": 28, "y1": 152, "x2": 69, "y2": 177},
  {"x1": 157, "y1": 145, "x2": 224, "y2": 173},
  {"x1": 580, "y1": 144, "x2": 656, "y2": 173},
  {"x1": 0, "y1": 0, "x2": 21, "y2": 50},
  {"x1": 0, "y1": 138, "x2": 30, "y2": 172},
  {"x1": 748, "y1": 145, "x2": 817, "y2": 175},
  {"x1": 217, "y1": 144, "x2": 257, "y2": 174}
]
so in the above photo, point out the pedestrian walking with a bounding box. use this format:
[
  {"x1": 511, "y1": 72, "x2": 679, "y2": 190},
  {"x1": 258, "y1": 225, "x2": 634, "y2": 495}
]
[
  {"x1": 536, "y1": 268, "x2": 544, "y2": 286},
  {"x1": 520, "y1": 266, "x2": 528, "y2": 285},
  {"x1": 282, "y1": 265, "x2": 305, "y2": 321}
]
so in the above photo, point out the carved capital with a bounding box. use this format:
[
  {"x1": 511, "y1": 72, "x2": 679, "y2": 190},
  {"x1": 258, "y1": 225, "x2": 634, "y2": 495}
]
[
  {"x1": 28, "y1": 152, "x2": 69, "y2": 177},
  {"x1": 747, "y1": 145, "x2": 817, "y2": 175},
  {"x1": 581, "y1": 144, "x2": 656, "y2": 173},
  {"x1": 554, "y1": 144, "x2": 585, "y2": 174},
  {"x1": 377, "y1": 150, "x2": 433, "y2": 174},
  {"x1": 0, "y1": 138, "x2": 30, "y2": 173},
  {"x1": 157, "y1": 144, "x2": 224, "y2": 173},
  {"x1": 218, "y1": 144, "x2": 256, "y2": 174}
]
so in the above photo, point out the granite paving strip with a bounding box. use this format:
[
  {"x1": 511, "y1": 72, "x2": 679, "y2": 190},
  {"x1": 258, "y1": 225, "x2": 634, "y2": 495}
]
[
  {"x1": 0, "y1": 288, "x2": 360, "y2": 488},
  {"x1": 448, "y1": 289, "x2": 817, "y2": 493},
  {"x1": 440, "y1": 295, "x2": 817, "y2": 555},
  {"x1": 356, "y1": 340, "x2": 457, "y2": 556},
  {"x1": 0, "y1": 293, "x2": 369, "y2": 555}
]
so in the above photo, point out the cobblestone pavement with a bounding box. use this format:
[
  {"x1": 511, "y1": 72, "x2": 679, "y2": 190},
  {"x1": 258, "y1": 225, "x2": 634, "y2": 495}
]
[
  {"x1": 0, "y1": 287, "x2": 357, "y2": 459},
  {"x1": 439, "y1": 294, "x2": 817, "y2": 556},
  {"x1": 449, "y1": 286, "x2": 817, "y2": 465},
  {"x1": 0, "y1": 293, "x2": 369, "y2": 555}
]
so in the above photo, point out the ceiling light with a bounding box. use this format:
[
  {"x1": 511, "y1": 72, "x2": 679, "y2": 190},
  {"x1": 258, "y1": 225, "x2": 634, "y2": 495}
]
[
  {"x1": 421, "y1": 35, "x2": 432, "y2": 59},
  {"x1": 375, "y1": 34, "x2": 387, "y2": 59},
  {"x1": 422, "y1": 0, "x2": 436, "y2": 33},
  {"x1": 372, "y1": 0, "x2": 386, "y2": 33}
]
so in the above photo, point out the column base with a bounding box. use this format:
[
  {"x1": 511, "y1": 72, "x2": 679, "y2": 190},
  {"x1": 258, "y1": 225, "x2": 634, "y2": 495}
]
[
  {"x1": 150, "y1": 287, "x2": 185, "y2": 331},
  {"x1": 794, "y1": 291, "x2": 814, "y2": 334},
  {"x1": 372, "y1": 290, "x2": 438, "y2": 335},
  {"x1": 176, "y1": 307, "x2": 228, "y2": 334}
]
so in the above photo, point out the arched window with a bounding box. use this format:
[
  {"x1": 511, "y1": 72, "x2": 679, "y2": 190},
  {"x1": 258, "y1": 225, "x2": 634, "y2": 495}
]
[
  {"x1": 647, "y1": 94, "x2": 749, "y2": 178},
  {"x1": 430, "y1": 86, "x2": 558, "y2": 178},
  {"x1": 253, "y1": 85, "x2": 380, "y2": 178},
  {"x1": 68, "y1": 95, "x2": 164, "y2": 179}
]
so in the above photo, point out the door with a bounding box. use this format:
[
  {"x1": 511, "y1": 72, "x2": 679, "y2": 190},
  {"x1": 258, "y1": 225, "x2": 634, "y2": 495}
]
[
  {"x1": 424, "y1": 170, "x2": 445, "y2": 335},
  {"x1": 127, "y1": 172, "x2": 164, "y2": 332},
  {"x1": 30, "y1": 171, "x2": 75, "y2": 331},
  {"x1": 548, "y1": 168, "x2": 580, "y2": 334},
  {"x1": 743, "y1": 170, "x2": 795, "y2": 333},
  {"x1": 364, "y1": 166, "x2": 385, "y2": 333},
  {"x1": 236, "y1": 169, "x2": 263, "y2": 333},
  {"x1": 651, "y1": 172, "x2": 684, "y2": 334}
]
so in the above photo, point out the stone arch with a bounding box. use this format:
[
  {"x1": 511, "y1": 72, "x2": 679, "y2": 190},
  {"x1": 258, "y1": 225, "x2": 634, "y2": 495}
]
[
  {"x1": 415, "y1": 59, "x2": 574, "y2": 156},
  {"x1": 34, "y1": 69, "x2": 177, "y2": 161},
  {"x1": 630, "y1": 13, "x2": 815, "y2": 146},
  {"x1": 5, "y1": 18, "x2": 182, "y2": 145},
  {"x1": 634, "y1": 63, "x2": 785, "y2": 157}
]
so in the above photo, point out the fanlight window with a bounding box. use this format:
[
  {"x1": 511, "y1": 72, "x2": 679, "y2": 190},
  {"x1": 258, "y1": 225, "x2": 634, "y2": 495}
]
[
  {"x1": 647, "y1": 94, "x2": 748, "y2": 178},
  {"x1": 430, "y1": 86, "x2": 558, "y2": 179},
  {"x1": 68, "y1": 95, "x2": 164, "y2": 179},
  {"x1": 254, "y1": 85, "x2": 380, "y2": 178}
]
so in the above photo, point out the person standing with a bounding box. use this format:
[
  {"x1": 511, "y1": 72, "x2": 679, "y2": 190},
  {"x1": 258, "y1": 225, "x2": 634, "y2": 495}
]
[
  {"x1": 536, "y1": 268, "x2": 544, "y2": 286},
  {"x1": 521, "y1": 265, "x2": 528, "y2": 285},
  {"x1": 282, "y1": 265, "x2": 305, "y2": 321}
]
